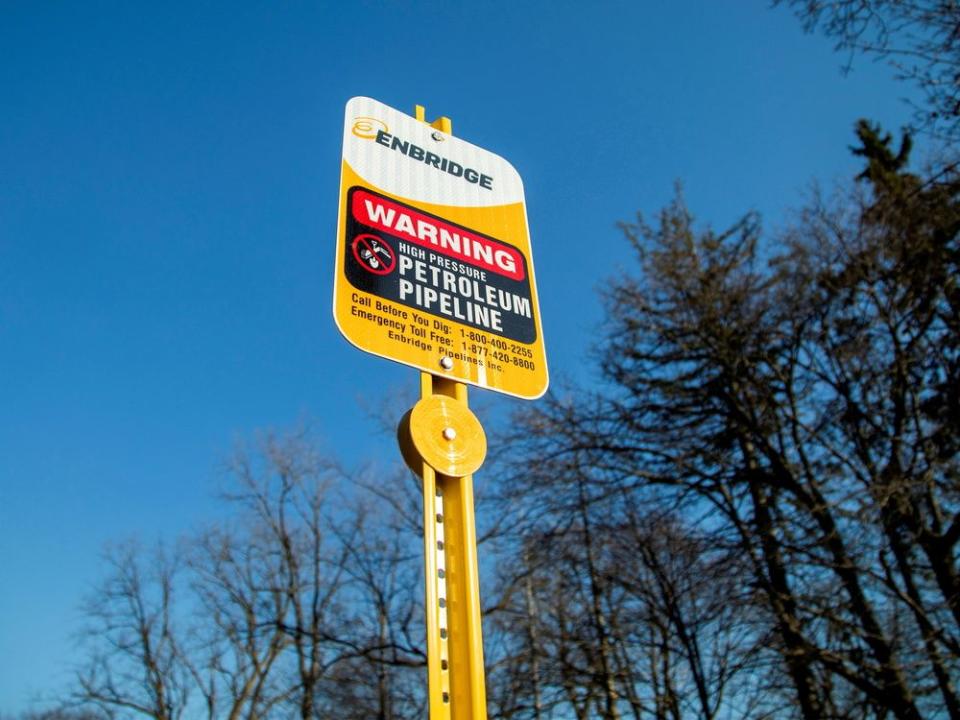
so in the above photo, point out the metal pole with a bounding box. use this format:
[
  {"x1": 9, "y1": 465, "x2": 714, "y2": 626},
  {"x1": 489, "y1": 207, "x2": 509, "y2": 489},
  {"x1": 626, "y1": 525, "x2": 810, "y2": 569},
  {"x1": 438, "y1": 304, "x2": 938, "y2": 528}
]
[{"x1": 403, "y1": 105, "x2": 488, "y2": 720}]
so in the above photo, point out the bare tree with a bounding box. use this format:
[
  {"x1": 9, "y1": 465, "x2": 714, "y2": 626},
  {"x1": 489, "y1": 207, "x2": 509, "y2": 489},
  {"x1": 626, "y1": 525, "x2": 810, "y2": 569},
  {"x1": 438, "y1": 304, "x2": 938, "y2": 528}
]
[
  {"x1": 71, "y1": 541, "x2": 191, "y2": 720},
  {"x1": 777, "y1": 0, "x2": 960, "y2": 140},
  {"x1": 3, "y1": 710, "x2": 108, "y2": 720},
  {"x1": 214, "y1": 431, "x2": 360, "y2": 719},
  {"x1": 66, "y1": 430, "x2": 431, "y2": 720},
  {"x1": 497, "y1": 123, "x2": 958, "y2": 719},
  {"x1": 309, "y1": 477, "x2": 427, "y2": 720},
  {"x1": 184, "y1": 521, "x2": 293, "y2": 719},
  {"x1": 485, "y1": 449, "x2": 764, "y2": 720}
]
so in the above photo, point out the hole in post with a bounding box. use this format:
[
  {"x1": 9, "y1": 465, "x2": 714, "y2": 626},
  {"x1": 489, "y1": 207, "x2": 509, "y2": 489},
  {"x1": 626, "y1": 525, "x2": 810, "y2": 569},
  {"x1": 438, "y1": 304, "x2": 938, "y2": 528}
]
[
  {"x1": 436, "y1": 513, "x2": 443, "y2": 523},
  {"x1": 439, "y1": 598, "x2": 446, "y2": 608},
  {"x1": 442, "y1": 692, "x2": 450, "y2": 703},
  {"x1": 438, "y1": 569, "x2": 445, "y2": 579},
  {"x1": 437, "y1": 541, "x2": 444, "y2": 551},
  {"x1": 441, "y1": 659, "x2": 448, "y2": 670},
  {"x1": 440, "y1": 628, "x2": 447, "y2": 639}
]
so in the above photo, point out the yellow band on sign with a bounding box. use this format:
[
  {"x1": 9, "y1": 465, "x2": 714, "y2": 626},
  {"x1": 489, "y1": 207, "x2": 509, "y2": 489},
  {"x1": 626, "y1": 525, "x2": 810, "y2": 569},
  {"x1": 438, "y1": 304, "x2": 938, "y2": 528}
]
[{"x1": 333, "y1": 97, "x2": 548, "y2": 399}]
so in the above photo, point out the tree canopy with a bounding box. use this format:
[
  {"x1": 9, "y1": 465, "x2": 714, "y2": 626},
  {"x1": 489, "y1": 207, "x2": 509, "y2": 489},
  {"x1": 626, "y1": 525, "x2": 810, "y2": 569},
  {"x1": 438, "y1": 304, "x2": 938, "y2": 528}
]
[
  {"x1": 493, "y1": 121, "x2": 959, "y2": 717},
  {"x1": 778, "y1": 0, "x2": 960, "y2": 141}
]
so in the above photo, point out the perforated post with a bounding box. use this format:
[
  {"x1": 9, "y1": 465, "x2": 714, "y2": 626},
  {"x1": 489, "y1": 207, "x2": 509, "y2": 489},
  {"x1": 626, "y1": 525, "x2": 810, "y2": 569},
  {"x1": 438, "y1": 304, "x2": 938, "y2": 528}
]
[
  {"x1": 416, "y1": 371, "x2": 486, "y2": 720},
  {"x1": 395, "y1": 106, "x2": 487, "y2": 720}
]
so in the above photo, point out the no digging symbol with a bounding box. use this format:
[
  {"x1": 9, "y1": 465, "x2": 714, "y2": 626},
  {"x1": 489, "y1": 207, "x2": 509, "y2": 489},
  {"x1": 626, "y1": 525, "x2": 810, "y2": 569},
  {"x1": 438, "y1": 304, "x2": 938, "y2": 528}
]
[{"x1": 352, "y1": 233, "x2": 395, "y2": 275}]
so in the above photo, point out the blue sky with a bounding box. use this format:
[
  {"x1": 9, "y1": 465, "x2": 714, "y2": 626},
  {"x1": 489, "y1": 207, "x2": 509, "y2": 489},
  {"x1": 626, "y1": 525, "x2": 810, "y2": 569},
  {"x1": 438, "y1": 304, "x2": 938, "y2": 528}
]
[{"x1": 0, "y1": 1, "x2": 917, "y2": 710}]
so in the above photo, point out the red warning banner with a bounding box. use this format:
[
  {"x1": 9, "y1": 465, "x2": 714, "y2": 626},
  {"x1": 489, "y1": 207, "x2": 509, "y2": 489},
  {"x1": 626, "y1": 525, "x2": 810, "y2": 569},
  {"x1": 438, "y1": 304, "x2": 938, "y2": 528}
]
[{"x1": 351, "y1": 189, "x2": 526, "y2": 282}]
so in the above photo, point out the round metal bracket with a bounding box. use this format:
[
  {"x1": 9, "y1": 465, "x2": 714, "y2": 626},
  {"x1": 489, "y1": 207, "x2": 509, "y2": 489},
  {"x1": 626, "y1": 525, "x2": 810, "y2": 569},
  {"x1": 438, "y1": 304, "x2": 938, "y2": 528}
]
[{"x1": 397, "y1": 395, "x2": 486, "y2": 477}]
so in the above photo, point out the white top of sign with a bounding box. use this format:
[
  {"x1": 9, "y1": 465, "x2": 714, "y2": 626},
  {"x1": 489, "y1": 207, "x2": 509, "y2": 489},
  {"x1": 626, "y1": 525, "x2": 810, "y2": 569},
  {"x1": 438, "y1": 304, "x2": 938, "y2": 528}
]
[{"x1": 343, "y1": 96, "x2": 525, "y2": 208}]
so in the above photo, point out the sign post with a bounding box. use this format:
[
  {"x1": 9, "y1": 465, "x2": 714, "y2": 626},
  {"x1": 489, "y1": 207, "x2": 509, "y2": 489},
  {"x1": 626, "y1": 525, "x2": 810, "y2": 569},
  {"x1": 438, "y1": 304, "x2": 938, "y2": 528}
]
[{"x1": 334, "y1": 98, "x2": 547, "y2": 719}]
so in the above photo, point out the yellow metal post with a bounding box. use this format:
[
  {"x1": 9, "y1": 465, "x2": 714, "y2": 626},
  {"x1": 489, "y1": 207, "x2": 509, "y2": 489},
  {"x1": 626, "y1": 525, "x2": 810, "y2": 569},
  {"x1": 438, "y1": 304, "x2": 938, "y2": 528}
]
[{"x1": 400, "y1": 107, "x2": 488, "y2": 720}]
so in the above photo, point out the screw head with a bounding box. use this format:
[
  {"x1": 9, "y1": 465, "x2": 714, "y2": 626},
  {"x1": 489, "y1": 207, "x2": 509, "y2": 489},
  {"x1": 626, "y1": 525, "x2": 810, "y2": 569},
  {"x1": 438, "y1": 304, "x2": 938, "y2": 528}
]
[
  {"x1": 442, "y1": 427, "x2": 457, "y2": 441},
  {"x1": 439, "y1": 356, "x2": 453, "y2": 370},
  {"x1": 431, "y1": 131, "x2": 445, "y2": 142}
]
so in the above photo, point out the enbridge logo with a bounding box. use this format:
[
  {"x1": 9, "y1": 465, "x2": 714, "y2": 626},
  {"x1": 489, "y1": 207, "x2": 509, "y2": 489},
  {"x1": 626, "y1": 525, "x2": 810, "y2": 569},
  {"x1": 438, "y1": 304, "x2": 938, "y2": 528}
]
[
  {"x1": 356, "y1": 122, "x2": 494, "y2": 191},
  {"x1": 352, "y1": 116, "x2": 388, "y2": 139}
]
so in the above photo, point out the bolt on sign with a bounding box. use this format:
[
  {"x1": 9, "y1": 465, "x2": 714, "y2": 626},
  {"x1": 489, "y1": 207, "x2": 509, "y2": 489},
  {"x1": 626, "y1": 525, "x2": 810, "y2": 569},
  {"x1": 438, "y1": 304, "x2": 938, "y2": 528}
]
[{"x1": 333, "y1": 97, "x2": 548, "y2": 399}]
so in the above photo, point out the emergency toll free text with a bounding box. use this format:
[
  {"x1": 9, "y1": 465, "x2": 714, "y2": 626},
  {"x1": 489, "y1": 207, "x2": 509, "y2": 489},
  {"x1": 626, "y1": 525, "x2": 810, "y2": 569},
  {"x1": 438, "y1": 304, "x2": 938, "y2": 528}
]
[{"x1": 349, "y1": 293, "x2": 537, "y2": 373}]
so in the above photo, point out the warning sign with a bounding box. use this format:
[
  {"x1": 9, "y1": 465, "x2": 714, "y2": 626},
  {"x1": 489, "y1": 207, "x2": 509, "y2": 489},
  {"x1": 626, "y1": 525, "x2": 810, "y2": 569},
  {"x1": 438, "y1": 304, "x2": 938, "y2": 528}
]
[{"x1": 333, "y1": 97, "x2": 547, "y2": 399}]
